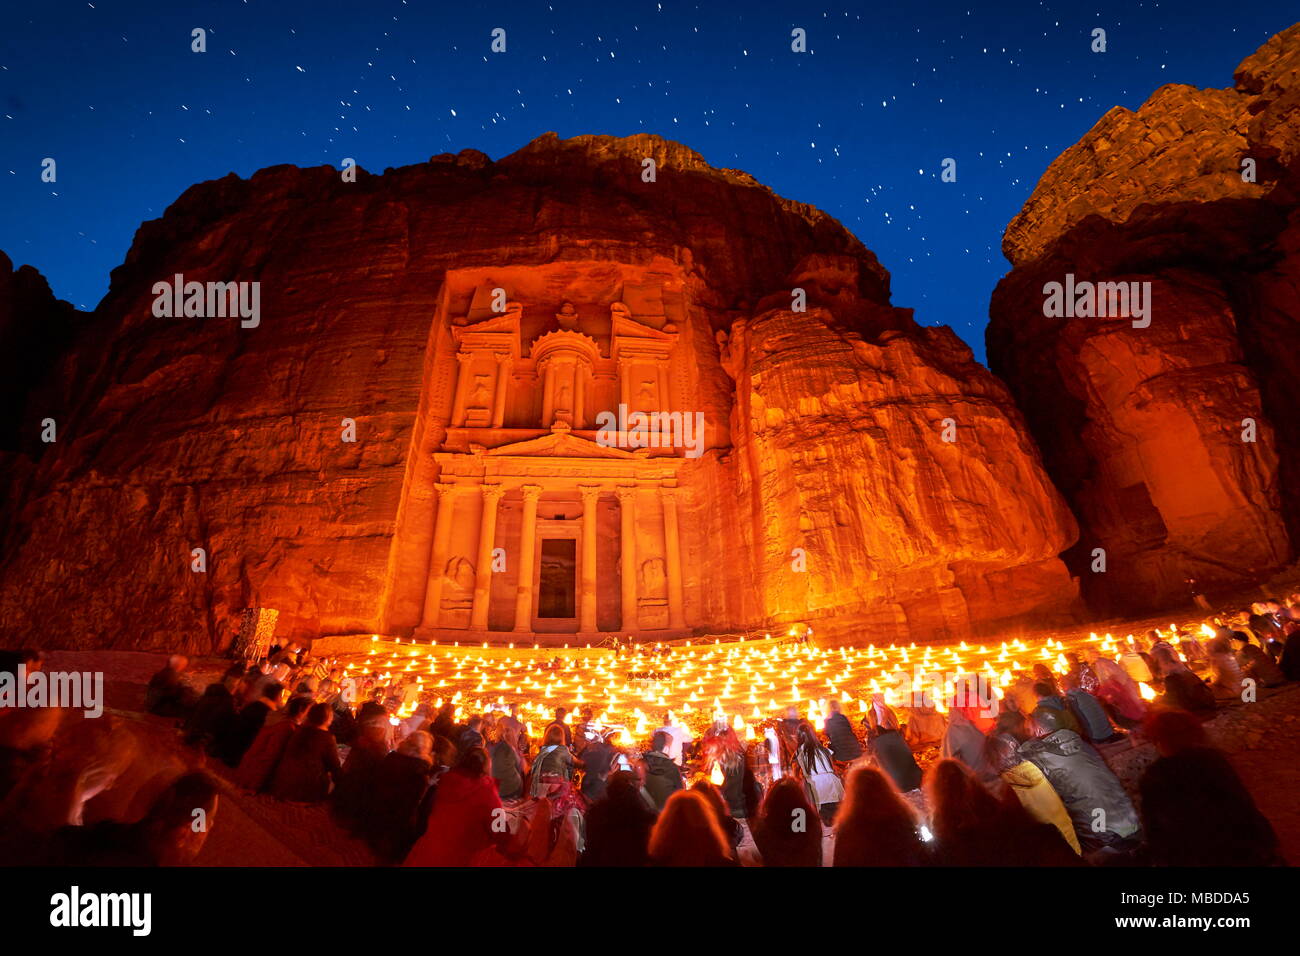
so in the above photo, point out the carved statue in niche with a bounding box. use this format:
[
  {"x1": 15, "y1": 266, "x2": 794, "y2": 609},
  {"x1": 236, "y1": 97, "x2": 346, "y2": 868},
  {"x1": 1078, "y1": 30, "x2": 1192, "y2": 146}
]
[
  {"x1": 469, "y1": 374, "x2": 492, "y2": 407},
  {"x1": 556, "y1": 302, "x2": 579, "y2": 331},
  {"x1": 639, "y1": 557, "x2": 668, "y2": 601},
  {"x1": 441, "y1": 556, "x2": 476, "y2": 609},
  {"x1": 638, "y1": 380, "x2": 656, "y2": 408},
  {"x1": 556, "y1": 382, "x2": 572, "y2": 412}
]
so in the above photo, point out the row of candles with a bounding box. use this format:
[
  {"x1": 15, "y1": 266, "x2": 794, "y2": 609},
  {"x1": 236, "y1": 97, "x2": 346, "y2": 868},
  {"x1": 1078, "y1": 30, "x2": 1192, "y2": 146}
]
[{"x1": 332, "y1": 622, "x2": 1209, "y2": 744}]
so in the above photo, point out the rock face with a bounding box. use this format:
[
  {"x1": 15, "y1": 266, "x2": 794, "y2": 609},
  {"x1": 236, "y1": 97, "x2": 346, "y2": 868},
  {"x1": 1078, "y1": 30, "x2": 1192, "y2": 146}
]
[
  {"x1": 988, "y1": 24, "x2": 1300, "y2": 616},
  {"x1": 0, "y1": 132, "x2": 1077, "y2": 653}
]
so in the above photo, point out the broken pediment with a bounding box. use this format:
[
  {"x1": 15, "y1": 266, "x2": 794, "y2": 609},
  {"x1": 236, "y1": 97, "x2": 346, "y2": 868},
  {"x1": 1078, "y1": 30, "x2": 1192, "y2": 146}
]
[{"x1": 485, "y1": 428, "x2": 644, "y2": 460}]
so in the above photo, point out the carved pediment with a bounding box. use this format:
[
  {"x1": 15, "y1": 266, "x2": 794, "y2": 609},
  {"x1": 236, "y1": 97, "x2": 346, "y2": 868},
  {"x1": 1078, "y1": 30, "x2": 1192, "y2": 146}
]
[{"x1": 486, "y1": 429, "x2": 643, "y2": 460}]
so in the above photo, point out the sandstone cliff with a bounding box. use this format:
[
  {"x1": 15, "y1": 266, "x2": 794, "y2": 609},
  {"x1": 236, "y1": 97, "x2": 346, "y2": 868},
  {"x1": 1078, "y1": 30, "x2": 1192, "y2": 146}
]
[
  {"x1": 988, "y1": 24, "x2": 1300, "y2": 615},
  {"x1": 1, "y1": 132, "x2": 1077, "y2": 652}
]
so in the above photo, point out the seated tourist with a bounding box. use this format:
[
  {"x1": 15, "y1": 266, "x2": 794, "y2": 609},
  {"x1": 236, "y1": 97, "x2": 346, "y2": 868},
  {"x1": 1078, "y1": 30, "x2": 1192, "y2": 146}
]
[
  {"x1": 654, "y1": 711, "x2": 693, "y2": 765},
  {"x1": 1149, "y1": 642, "x2": 1215, "y2": 714},
  {"x1": 1139, "y1": 709, "x2": 1281, "y2": 866},
  {"x1": 702, "y1": 719, "x2": 762, "y2": 820},
  {"x1": 1028, "y1": 682, "x2": 1082, "y2": 737},
  {"x1": 1018, "y1": 718, "x2": 1142, "y2": 861},
  {"x1": 215, "y1": 681, "x2": 283, "y2": 768},
  {"x1": 182, "y1": 664, "x2": 245, "y2": 751},
  {"x1": 47, "y1": 771, "x2": 221, "y2": 867},
  {"x1": 647, "y1": 790, "x2": 736, "y2": 867},
  {"x1": 640, "y1": 731, "x2": 684, "y2": 811},
  {"x1": 1207, "y1": 634, "x2": 1247, "y2": 700},
  {"x1": 867, "y1": 722, "x2": 923, "y2": 794},
  {"x1": 580, "y1": 770, "x2": 656, "y2": 867},
  {"x1": 235, "y1": 696, "x2": 311, "y2": 793},
  {"x1": 362, "y1": 731, "x2": 435, "y2": 863},
  {"x1": 794, "y1": 721, "x2": 843, "y2": 825},
  {"x1": 528, "y1": 724, "x2": 575, "y2": 798},
  {"x1": 1282, "y1": 625, "x2": 1300, "y2": 682},
  {"x1": 823, "y1": 698, "x2": 863, "y2": 763},
  {"x1": 543, "y1": 707, "x2": 574, "y2": 749},
  {"x1": 1231, "y1": 632, "x2": 1286, "y2": 688},
  {"x1": 1089, "y1": 653, "x2": 1148, "y2": 726},
  {"x1": 986, "y1": 732, "x2": 1080, "y2": 855},
  {"x1": 145, "y1": 655, "x2": 197, "y2": 718},
  {"x1": 1118, "y1": 642, "x2": 1154, "y2": 684},
  {"x1": 457, "y1": 715, "x2": 485, "y2": 754},
  {"x1": 269, "y1": 703, "x2": 341, "y2": 803},
  {"x1": 332, "y1": 713, "x2": 391, "y2": 828},
  {"x1": 578, "y1": 729, "x2": 618, "y2": 803},
  {"x1": 490, "y1": 724, "x2": 526, "y2": 801},
  {"x1": 690, "y1": 778, "x2": 743, "y2": 851},
  {"x1": 750, "y1": 776, "x2": 823, "y2": 867},
  {"x1": 926, "y1": 758, "x2": 1079, "y2": 866},
  {"x1": 832, "y1": 765, "x2": 929, "y2": 867},
  {"x1": 940, "y1": 705, "x2": 995, "y2": 778},
  {"x1": 404, "y1": 746, "x2": 510, "y2": 867}
]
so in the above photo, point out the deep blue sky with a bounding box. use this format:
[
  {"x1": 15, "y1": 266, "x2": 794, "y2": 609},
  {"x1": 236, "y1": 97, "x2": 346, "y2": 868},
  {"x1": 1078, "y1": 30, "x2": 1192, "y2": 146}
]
[{"x1": 0, "y1": 1, "x2": 1289, "y2": 363}]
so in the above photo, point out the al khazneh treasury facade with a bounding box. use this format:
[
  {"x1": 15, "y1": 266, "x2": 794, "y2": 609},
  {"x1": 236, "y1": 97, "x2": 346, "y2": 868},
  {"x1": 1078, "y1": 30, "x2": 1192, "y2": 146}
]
[{"x1": 393, "y1": 268, "x2": 703, "y2": 643}]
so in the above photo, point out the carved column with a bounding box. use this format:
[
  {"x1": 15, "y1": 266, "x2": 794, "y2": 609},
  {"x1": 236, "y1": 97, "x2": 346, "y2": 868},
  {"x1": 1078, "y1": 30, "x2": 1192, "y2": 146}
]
[
  {"x1": 541, "y1": 361, "x2": 556, "y2": 426},
  {"x1": 618, "y1": 358, "x2": 631, "y2": 415},
  {"x1": 420, "y1": 482, "x2": 461, "y2": 628},
  {"x1": 579, "y1": 485, "x2": 600, "y2": 633},
  {"x1": 470, "y1": 484, "x2": 505, "y2": 630},
  {"x1": 574, "y1": 369, "x2": 585, "y2": 429},
  {"x1": 450, "y1": 352, "x2": 474, "y2": 427},
  {"x1": 660, "y1": 485, "x2": 687, "y2": 630},
  {"x1": 617, "y1": 485, "x2": 639, "y2": 632},
  {"x1": 656, "y1": 359, "x2": 672, "y2": 413},
  {"x1": 491, "y1": 352, "x2": 510, "y2": 428},
  {"x1": 513, "y1": 485, "x2": 542, "y2": 633}
]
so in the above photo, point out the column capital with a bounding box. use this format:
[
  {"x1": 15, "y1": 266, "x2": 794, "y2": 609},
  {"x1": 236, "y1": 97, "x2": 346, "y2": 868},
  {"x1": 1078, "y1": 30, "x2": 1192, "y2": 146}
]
[
  {"x1": 494, "y1": 351, "x2": 512, "y2": 364},
  {"x1": 579, "y1": 484, "x2": 602, "y2": 504},
  {"x1": 520, "y1": 484, "x2": 543, "y2": 502},
  {"x1": 615, "y1": 485, "x2": 638, "y2": 501},
  {"x1": 455, "y1": 351, "x2": 474, "y2": 365},
  {"x1": 434, "y1": 482, "x2": 463, "y2": 497},
  {"x1": 659, "y1": 484, "x2": 679, "y2": 502},
  {"x1": 481, "y1": 484, "x2": 506, "y2": 503}
]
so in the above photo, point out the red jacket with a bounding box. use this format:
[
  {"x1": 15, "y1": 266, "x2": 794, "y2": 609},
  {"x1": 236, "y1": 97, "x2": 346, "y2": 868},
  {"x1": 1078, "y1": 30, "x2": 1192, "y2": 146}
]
[{"x1": 403, "y1": 770, "x2": 506, "y2": 867}]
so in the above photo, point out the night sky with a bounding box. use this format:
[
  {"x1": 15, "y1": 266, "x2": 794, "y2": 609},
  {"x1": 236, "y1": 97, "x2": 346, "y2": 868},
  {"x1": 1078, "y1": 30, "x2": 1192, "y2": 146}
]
[{"x1": 0, "y1": 1, "x2": 1288, "y2": 363}]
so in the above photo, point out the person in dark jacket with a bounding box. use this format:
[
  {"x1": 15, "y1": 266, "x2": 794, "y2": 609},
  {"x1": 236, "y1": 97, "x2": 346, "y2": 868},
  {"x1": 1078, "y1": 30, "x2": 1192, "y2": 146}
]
[
  {"x1": 824, "y1": 699, "x2": 863, "y2": 763},
  {"x1": 544, "y1": 708, "x2": 573, "y2": 748},
  {"x1": 578, "y1": 731, "x2": 618, "y2": 803},
  {"x1": 145, "y1": 655, "x2": 197, "y2": 718},
  {"x1": 457, "y1": 715, "x2": 485, "y2": 754},
  {"x1": 641, "y1": 731, "x2": 684, "y2": 810},
  {"x1": 182, "y1": 665, "x2": 244, "y2": 751},
  {"x1": 215, "y1": 682, "x2": 283, "y2": 767},
  {"x1": 332, "y1": 714, "x2": 391, "y2": 828},
  {"x1": 1231, "y1": 633, "x2": 1286, "y2": 688},
  {"x1": 1029, "y1": 682, "x2": 1081, "y2": 736},
  {"x1": 235, "y1": 696, "x2": 311, "y2": 792},
  {"x1": 580, "y1": 770, "x2": 656, "y2": 866},
  {"x1": 751, "y1": 776, "x2": 823, "y2": 866},
  {"x1": 1018, "y1": 724, "x2": 1141, "y2": 861},
  {"x1": 1139, "y1": 709, "x2": 1281, "y2": 866},
  {"x1": 361, "y1": 731, "x2": 434, "y2": 863},
  {"x1": 868, "y1": 726, "x2": 924, "y2": 793},
  {"x1": 490, "y1": 725, "x2": 526, "y2": 801},
  {"x1": 926, "y1": 758, "x2": 1079, "y2": 866},
  {"x1": 1282, "y1": 627, "x2": 1300, "y2": 682},
  {"x1": 270, "y1": 703, "x2": 342, "y2": 803}
]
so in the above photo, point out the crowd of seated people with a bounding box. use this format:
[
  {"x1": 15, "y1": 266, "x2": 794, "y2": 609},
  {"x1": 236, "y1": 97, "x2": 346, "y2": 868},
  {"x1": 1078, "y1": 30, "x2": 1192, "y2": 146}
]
[{"x1": 2, "y1": 594, "x2": 1298, "y2": 867}]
